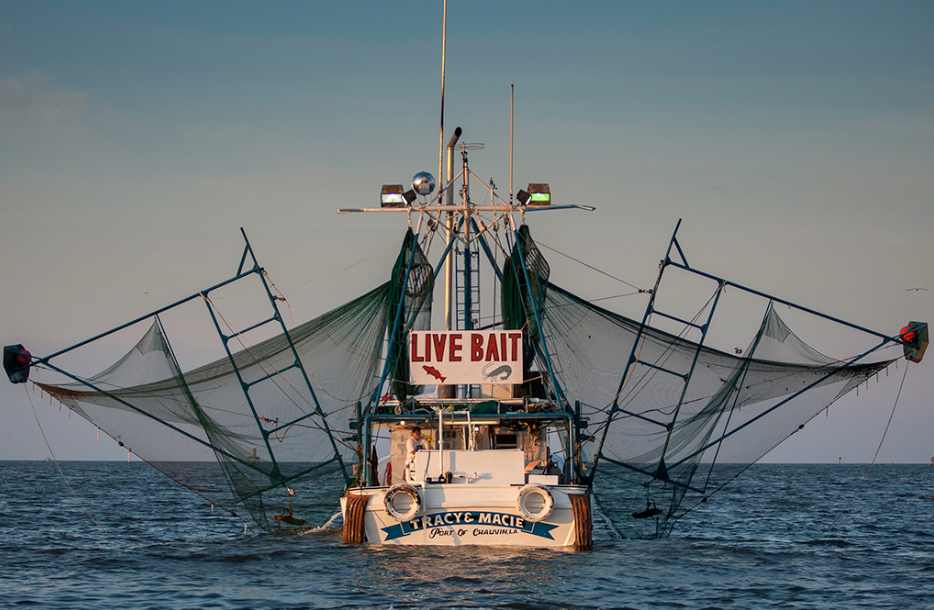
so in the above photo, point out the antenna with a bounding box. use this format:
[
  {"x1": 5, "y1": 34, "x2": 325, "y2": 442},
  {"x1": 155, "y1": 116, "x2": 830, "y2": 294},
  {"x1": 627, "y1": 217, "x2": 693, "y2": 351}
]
[
  {"x1": 510, "y1": 84, "x2": 514, "y2": 204},
  {"x1": 438, "y1": 0, "x2": 448, "y2": 202}
]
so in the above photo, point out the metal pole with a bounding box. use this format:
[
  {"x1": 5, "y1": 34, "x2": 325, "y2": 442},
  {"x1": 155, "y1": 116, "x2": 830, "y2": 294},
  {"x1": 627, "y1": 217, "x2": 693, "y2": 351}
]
[
  {"x1": 437, "y1": 0, "x2": 447, "y2": 203},
  {"x1": 438, "y1": 409, "x2": 444, "y2": 479},
  {"x1": 440, "y1": 127, "x2": 462, "y2": 400},
  {"x1": 510, "y1": 84, "x2": 514, "y2": 204},
  {"x1": 444, "y1": 127, "x2": 462, "y2": 333}
]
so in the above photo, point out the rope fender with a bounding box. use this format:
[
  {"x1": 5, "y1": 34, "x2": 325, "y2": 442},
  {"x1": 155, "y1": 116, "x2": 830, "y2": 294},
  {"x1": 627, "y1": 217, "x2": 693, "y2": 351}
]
[
  {"x1": 570, "y1": 493, "x2": 592, "y2": 549},
  {"x1": 342, "y1": 492, "x2": 370, "y2": 544}
]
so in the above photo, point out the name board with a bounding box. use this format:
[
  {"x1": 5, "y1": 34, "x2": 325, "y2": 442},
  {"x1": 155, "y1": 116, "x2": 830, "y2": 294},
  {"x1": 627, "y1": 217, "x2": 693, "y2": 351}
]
[
  {"x1": 409, "y1": 330, "x2": 522, "y2": 385},
  {"x1": 381, "y1": 511, "x2": 557, "y2": 541}
]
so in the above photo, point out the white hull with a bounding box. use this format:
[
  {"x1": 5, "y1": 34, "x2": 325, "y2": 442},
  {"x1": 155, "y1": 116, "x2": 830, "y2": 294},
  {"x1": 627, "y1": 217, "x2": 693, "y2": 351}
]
[{"x1": 342, "y1": 484, "x2": 590, "y2": 546}]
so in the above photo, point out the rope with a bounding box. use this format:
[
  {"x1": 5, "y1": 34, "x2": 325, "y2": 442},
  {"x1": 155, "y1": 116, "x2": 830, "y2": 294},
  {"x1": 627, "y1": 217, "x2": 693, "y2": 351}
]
[
  {"x1": 586, "y1": 291, "x2": 650, "y2": 304},
  {"x1": 570, "y1": 493, "x2": 593, "y2": 548},
  {"x1": 24, "y1": 386, "x2": 106, "y2": 533},
  {"x1": 341, "y1": 491, "x2": 370, "y2": 543},
  {"x1": 535, "y1": 240, "x2": 647, "y2": 293},
  {"x1": 667, "y1": 358, "x2": 910, "y2": 535},
  {"x1": 262, "y1": 272, "x2": 387, "y2": 406},
  {"x1": 820, "y1": 360, "x2": 910, "y2": 536},
  {"x1": 285, "y1": 239, "x2": 403, "y2": 299}
]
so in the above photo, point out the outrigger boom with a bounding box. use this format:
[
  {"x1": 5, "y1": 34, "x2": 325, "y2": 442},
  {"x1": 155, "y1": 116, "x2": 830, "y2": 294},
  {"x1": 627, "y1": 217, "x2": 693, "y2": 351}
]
[{"x1": 4, "y1": 130, "x2": 925, "y2": 547}]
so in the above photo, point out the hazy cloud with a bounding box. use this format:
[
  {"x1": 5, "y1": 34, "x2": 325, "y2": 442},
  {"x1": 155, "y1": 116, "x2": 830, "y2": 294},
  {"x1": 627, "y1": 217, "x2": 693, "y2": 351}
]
[{"x1": 0, "y1": 73, "x2": 89, "y2": 125}]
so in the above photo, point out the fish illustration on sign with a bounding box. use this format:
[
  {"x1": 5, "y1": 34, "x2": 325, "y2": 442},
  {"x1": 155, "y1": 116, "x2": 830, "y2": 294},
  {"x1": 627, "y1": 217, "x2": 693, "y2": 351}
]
[
  {"x1": 482, "y1": 363, "x2": 512, "y2": 381},
  {"x1": 422, "y1": 365, "x2": 446, "y2": 383}
]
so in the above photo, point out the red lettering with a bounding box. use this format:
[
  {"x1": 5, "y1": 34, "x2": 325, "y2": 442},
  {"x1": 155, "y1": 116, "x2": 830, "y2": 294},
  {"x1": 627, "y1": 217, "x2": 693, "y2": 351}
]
[
  {"x1": 485, "y1": 334, "x2": 500, "y2": 361},
  {"x1": 509, "y1": 332, "x2": 522, "y2": 361},
  {"x1": 432, "y1": 334, "x2": 446, "y2": 362},
  {"x1": 471, "y1": 334, "x2": 484, "y2": 361},
  {"x1": 450, "y1": 334, "x2": 462, "y2": 362},
  {"x1": 500, "y1": 333, "x2": 506, "y2": 362},
  {"x1": 411, "y1": 335, "x2": 424, "y2": 362}
]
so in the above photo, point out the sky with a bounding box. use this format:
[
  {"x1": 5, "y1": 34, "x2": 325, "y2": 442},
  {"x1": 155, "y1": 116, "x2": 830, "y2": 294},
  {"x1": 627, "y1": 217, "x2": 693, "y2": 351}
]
[{"x1": 1, "y1": 1, "x2": 932, "y2": 463}]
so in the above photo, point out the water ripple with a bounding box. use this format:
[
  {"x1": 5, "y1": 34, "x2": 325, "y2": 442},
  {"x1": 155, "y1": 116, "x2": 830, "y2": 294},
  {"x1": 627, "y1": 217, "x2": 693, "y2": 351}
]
[{"x1": 1, "y1": 462, "x2": 933, "y2": 609}]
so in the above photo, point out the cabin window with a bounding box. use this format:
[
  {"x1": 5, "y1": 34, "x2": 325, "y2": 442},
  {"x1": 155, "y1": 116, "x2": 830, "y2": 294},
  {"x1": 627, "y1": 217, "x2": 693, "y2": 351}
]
[{"x1": 494, "y1": 432, "x2": 518, "y2": 449}]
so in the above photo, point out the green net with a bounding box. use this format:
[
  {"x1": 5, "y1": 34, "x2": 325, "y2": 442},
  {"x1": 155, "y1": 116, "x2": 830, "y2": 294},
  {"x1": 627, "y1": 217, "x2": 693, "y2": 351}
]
[
  {"x1": 386, "y1": 229, "x2": 434, "y2": 402},
  {"x1": 40, "y1": 275, "x2": 398, "y2": 531},
  {"x1": 493, "y1": 226, "x2": 895, "y2": 536},
  {"x1": 32, "y1": 225, "x2": 897, "y2": 537},
  {"x1": 502, "y1": 225, "x2": 550, "y2": 385},
  {"x1": 534, "y1": 282, "x2": 892, "y2": 536}
]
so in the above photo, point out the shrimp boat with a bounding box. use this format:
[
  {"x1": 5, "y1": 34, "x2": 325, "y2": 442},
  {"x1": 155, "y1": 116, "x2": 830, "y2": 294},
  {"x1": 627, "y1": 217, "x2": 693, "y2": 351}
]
[
  {"x1": 336, "y1": 137, "x2": 598, "y2": 546},
  {"x1": 3, "y1": 119, "x2": 928, "y2": 546}
]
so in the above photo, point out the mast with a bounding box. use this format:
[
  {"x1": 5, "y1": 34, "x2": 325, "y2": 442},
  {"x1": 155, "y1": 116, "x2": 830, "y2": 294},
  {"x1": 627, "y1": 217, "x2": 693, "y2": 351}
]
[
  {"x1": 438, "y1": 0, "x2": 457, "y2": 400},
  {"x1": 440, "y1": 127, "x2": 461, "y2": 400},
  {"x1": 461, "y1": 143, "x2": 472, "y2": 399}
]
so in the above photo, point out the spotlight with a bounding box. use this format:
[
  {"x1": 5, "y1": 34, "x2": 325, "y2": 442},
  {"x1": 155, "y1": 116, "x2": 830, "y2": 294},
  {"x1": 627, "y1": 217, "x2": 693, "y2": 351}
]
[
  {"x1": 380, "y1": 185, "x2": 407, "y2": 207},
  {"x1": 526, "y1": 183, "x2": 551, "y2": 206}
]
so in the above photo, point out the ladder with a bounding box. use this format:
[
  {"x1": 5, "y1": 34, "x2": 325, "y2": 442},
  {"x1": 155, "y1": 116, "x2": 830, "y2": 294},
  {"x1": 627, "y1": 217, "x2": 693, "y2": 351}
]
[{"x1": 455, "y1": 237, "x2": 481, "y2": 397}]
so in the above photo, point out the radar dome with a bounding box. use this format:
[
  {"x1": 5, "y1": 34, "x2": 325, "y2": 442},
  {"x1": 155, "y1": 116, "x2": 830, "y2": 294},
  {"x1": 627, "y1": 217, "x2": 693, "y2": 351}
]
[{"x1": 412, "y1": 172, "x2": 436, "y2": 196}]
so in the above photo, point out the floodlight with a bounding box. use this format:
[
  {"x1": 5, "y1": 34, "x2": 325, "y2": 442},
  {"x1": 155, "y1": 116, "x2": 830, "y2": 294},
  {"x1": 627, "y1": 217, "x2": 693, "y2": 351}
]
[
  {"x1": 526, "y1": 183, "x2": 551, "y2": 206},
  {"x1": 381, "y1": 185, "x2": 406, "y2": 207}
]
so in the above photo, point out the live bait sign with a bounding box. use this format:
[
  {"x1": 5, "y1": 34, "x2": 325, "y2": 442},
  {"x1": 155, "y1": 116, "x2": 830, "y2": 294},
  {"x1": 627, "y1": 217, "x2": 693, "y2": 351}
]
[{"x1": 408, "y1": 330, "x2": 523, "y2": 385}]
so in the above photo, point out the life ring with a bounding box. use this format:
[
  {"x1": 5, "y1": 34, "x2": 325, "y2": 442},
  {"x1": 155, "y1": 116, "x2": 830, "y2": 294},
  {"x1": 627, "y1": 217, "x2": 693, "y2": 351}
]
[
  {"x1": 516, "y1": 483, "x2": 554, "y2": 522},
  {"x1": 383, "y1": 484, "x2": 421, "y2": 522}
]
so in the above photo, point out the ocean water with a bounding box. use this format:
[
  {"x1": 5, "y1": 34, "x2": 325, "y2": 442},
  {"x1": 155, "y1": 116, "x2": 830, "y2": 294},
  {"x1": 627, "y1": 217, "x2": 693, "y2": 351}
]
[{"x1": 0, "y1": 462, "x2": 932, "y2": 609}]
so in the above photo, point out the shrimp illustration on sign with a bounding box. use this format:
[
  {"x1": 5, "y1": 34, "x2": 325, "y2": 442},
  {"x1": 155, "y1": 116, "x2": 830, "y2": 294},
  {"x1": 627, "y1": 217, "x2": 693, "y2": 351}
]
[
  {"x1": 482, "y1": 363, "x2": 512, "y2": 381},
  {"x1": 422, "y1": 365, "x2": 446, "y2": 383}
]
